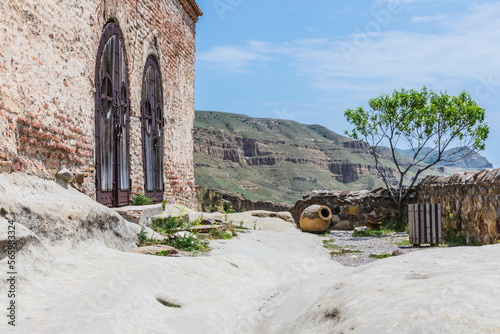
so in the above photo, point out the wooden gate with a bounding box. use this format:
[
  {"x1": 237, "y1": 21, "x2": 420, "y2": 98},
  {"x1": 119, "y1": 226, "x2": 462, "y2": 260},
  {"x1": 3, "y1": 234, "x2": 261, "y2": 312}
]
[{"x1": 408, "y1": 204, "x2": 442, "y2": 246}]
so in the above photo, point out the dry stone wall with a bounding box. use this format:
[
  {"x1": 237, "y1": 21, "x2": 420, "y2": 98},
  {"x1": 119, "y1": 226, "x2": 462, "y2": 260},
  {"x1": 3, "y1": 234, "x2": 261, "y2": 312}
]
[
  {"x1": 417, "y1": 168, "x2": 500, "y2": 244},
  {"x1": 0, "y1": 0, "x2": 200, "y2": 207},
  {"x1": 291, "y1": 168, "x2": 500, "y2": 245},
  {"x1": 289, "y1": 188, "x2": 403, "y2": 231}
]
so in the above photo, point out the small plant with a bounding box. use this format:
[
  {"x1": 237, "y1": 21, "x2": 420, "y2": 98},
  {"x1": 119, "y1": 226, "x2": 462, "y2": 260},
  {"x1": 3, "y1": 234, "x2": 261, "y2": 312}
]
[
  {"x1": 161, "y1": 200, "x2": 167, "y2": 211},
  {"x1": 131, "y1": 193, "x2": 154, "y2": 206},
  {"x1": 396, "y1": 239, "x2": 411, "y2": 246},
  {"x1": 209, "y1": 228, "x2": 233, "y2": 240},
  {"x1": 369, "y1": 253, "x2": 392, "y2": 259},
  {"x1": 322, "y1": 239, "x2": 341, "y2": 250},
  {"x1": 137, "y1": 226, "x2": 149, "y2": 246},
  {"x1": 329, "y1": 248, "x2": 362, "y2": 256},
  {"x1": 155, "y1": 250, "x2": 170, "y2": 256},
  {"x1": 163, "y1": 234, "x2": 208, "y2": 252},
  {"x1": 330, "y1": 251, "x2": 347, "y2": 256},
  {"x1": 352, "y1": 227, "x2": 394, "y2": 237},
  {"x1": 152, "y1": 216, "x2": 189, "y2": 235},
  {"x1": 223, "y1": 202, "x2": 237, "y2": 214}
]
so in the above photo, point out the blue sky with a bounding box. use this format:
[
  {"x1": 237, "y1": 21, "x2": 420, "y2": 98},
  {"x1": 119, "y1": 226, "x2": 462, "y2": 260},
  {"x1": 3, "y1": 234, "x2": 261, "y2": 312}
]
[{"x1": 195, "y1": 0, "x2": 500, "y2": 167}]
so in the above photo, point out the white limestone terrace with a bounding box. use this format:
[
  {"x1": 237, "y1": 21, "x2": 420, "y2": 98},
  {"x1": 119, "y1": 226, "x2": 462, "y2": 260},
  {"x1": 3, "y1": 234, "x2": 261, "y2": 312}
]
[{"x1": 0, "y1": 173, "x2": 499, "y2": 333}]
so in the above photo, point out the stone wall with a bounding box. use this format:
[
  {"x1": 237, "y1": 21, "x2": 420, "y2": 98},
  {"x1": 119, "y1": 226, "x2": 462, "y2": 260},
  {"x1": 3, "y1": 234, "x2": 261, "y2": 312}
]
[
  {"x1": 290, "y1": 169, "x2": 500, "y2": 245},
  {"x1": 289, "y1": 188, "x2": 402, "y2": 231},
  {"x1": 0, "y1": 0, "x2": 201, "y2": 207},
  {"x1": 196, "y1": 187, "x2": 291, "y2": 213},
  {"x1": 417, "y1": 168, "x2": 500, "y2": 244}
]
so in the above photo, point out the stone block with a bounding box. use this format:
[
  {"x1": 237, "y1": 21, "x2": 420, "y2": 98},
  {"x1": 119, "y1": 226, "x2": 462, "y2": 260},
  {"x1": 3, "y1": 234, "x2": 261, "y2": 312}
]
[
  {"x1": 332, "y1": 220, "x2": 352, "y2": 230},
  {"x1": 0, "y1": 161, "x2": 12, "y2": 173},
  {"x1": 330, "y1": 215, "x2": 340, "y2": 224}
]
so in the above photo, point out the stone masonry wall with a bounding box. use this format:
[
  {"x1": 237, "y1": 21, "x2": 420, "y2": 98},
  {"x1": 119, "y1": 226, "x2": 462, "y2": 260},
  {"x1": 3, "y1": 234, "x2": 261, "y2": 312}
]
[
  {"x1": 0, "y1": 0, "x2": 200, "y2": 207},
  {"x1": 417, "y1": 168, "x2": 500, "y2": 244},
  {"x1": 289, "y1": 188, "x2": 401, "y2": 231},
  {"x1": 291, "y1": 169, "x2": 500, "y2": 245}
]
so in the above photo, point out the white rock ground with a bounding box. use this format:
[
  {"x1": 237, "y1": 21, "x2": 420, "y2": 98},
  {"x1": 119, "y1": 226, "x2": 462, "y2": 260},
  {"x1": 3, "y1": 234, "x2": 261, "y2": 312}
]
[{"x1": 1, "y1": 174, "x2": 500, "y2": 333}]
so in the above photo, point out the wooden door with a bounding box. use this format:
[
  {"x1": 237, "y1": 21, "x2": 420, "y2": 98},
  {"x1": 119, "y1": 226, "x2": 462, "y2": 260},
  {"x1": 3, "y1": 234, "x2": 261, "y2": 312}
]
[
  {"x1": 95, "y1": 22, "x2": 130, "y2": 207},
  {"x1": 141, "y1": 56, "x2": 164, "y2": 202}
]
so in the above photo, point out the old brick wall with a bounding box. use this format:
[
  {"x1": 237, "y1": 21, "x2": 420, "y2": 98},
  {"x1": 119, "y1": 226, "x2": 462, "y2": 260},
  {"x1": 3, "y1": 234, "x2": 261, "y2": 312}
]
[{"x1": 0, "y1": 0, "x2": 199, "y2": 207}]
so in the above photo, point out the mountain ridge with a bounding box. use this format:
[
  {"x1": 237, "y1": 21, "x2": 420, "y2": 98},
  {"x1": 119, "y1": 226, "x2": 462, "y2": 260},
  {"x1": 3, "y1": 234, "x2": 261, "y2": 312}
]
[{"x1": 193, "y1": 110, "x2": 492, "y2": 205}]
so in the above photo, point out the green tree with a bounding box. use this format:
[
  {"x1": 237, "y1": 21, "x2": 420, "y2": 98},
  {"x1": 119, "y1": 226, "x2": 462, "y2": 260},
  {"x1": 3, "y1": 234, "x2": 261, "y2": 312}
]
[{"x1": 344, "y1": 87, "x2": 489, "y2": 229}]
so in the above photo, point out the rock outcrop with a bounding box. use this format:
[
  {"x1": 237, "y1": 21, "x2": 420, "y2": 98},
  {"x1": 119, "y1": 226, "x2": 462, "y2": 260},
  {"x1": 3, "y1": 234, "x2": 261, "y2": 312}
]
[{"x1": 0, "y1": 173, "x2": 136, "y2": 251}]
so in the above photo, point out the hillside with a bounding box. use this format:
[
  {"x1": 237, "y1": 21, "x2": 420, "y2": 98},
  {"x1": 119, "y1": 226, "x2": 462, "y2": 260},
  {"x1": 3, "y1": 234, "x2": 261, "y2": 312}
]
[
  {"x1": 193, "y1": 110, "x2": 492, "y2": 205},
  {"x1": 396, "y1": 147, "x2": 492, "y2": 169}
]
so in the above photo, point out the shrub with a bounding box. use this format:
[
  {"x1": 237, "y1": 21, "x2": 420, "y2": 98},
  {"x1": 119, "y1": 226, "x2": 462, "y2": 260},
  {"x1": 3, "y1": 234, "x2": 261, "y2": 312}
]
[
  {"x1": 137, "y1": 226, "x2": 149, "y2": 246},
  {"x1": 131, "y1": 194, "x2": 154, "y2": 206},
  {"x1": 152, "y1": 216, "x2": 189, "y2": 235},
  {"x1": 209, "y1": 228, "x2": 233, "y2": 239},
  {"x1": 162, "y1": 234, "x2": 208, "y2": 252},
  {"x1": 223, "y1": 202, "x2": 237, "y2": 213}
]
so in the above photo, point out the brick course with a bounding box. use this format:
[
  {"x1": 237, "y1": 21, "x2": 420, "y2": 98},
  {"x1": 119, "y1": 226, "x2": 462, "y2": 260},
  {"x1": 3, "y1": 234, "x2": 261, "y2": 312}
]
[{"x1": 0, "y1": 0, "x2": 201, "y2": 208}]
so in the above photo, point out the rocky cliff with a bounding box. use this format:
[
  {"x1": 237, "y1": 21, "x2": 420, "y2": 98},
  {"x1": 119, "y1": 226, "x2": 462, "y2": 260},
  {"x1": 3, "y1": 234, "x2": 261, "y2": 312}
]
[
  {"x1": 193, "y1": 111, "x2": 401, "y2": 204},
  {"x1": 193, "y1": 111, "x2": 492, "y2": 206}
]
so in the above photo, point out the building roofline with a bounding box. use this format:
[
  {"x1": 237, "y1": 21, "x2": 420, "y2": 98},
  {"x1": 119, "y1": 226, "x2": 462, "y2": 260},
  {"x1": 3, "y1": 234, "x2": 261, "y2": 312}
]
[{"x1": 179, "y1": 0, "x2": 203, "y2": 23}]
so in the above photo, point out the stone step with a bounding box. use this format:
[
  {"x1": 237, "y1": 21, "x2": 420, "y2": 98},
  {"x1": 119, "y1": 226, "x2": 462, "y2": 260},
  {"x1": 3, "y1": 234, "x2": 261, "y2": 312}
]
[{"x1": 113, "y1": 204, "x2": 163, "y2": 226}]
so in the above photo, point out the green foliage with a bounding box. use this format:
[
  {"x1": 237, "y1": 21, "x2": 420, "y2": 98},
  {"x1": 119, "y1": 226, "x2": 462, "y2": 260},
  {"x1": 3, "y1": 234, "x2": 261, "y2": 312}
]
[
  {"x1": 352, "y1": 228, "x2": 394, "y2": 237},
  {"x1": 137, "y1": 226, "x2": 149, "y2": 246},
  {"x1": 161, "y1": 200, "x2": 167, "y2": 211},
  {"x1": 155, "y1": 250, "x2": 170, "y2": 256},
  {"x1": 223, "y1": 202, "x2": 237, "y2": 213},
  {"x1": 162, "y1": 234, "x2": 209, "y2": 252},
  {"x1": 442, "y1": 212, "x2": 473, "y2": 246},
  {"x1": 209, "y1": 228, "x2": 233, "y2": 239},
  {"x1": 322, "y1": 239, "x2": 341, "y2": 250},
  {"x1": 396, "y1": 239, "x2": 411, "y2": 246},
  {"x1": 152, "y1": 216, "x2": 189, "y2": 235},
  {"x1": 330, "y1": 249, "x2": 362, "y2": 256},
  {"x1": 344, "y1": 87, "x2": 489, "y2": 229},
  {"x1": 380, "y1": 213, "x2": 407, "y2": 232},
  {"x1": 369, "y1": 253, "x2": 392, "y2": 259},
  {"x1": 131, "y1": 194, "x2": 154, "y2": 206}
]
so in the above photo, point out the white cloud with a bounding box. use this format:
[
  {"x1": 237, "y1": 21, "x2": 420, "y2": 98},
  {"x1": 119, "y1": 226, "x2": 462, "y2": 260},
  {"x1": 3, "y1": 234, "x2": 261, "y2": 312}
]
[
  {"x1": 198, "y1": 2, "x2": 500, "y2": 100},
  {"x1": 411, "y1": 14, "x2": 448, "y2": 23},
  {"x1": 197, "y1": 45, "x2": 271, "y2": 73}
]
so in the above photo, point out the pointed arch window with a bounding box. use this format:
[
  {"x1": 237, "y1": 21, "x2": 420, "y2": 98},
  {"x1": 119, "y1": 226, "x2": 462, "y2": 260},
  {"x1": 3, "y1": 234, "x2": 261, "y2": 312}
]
[
  {"x1": 95, "y1": 22, "x2": 130, "y2": 207},
  {"x1": 141, "y1": 56, "x2": 164, "y2": 202}
]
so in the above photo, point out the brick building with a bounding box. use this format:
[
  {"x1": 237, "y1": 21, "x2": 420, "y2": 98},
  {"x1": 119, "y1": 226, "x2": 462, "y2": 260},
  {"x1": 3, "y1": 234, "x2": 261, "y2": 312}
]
[{"x1": 0, "y1": 0, "x2": 202, "y2": 207}]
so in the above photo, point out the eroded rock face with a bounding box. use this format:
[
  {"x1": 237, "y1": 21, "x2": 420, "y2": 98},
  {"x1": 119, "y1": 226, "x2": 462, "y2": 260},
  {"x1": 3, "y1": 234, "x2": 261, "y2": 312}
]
[{"x1": 0, "y1": 173, "x2": 136, "y2": 250}]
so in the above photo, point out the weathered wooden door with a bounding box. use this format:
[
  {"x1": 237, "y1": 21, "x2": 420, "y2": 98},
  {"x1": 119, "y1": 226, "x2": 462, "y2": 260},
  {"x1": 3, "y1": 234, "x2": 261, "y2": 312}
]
[
  {"x1": 141, "y1": 56, "x2": 164, "y2": 202},
  {"x1": 95, "y1": 23, "x2": 130, "y2": 207}
]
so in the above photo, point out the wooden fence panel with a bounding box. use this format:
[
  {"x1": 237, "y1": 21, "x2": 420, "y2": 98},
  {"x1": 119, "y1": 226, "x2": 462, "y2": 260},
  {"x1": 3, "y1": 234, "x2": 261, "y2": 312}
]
[{"x1": 408, "y1": 204, "x2": 442, "y2": 246}]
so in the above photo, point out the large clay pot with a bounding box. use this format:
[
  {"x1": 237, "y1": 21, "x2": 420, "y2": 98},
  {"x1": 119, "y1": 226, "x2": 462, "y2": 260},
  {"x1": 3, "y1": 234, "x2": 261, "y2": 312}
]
[{"x1": 300, "y1": 205, "x2": 333, "y2": 233}]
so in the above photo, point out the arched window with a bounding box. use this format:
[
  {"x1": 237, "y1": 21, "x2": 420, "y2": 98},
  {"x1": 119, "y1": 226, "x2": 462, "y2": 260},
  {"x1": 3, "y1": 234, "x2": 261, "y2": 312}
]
[
  {"x1": 141, "y1": 56, "x2": 164, "y2": 202},
  {"x1": 95, "y1": 22, "x2": 130, "y2": 207}
]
